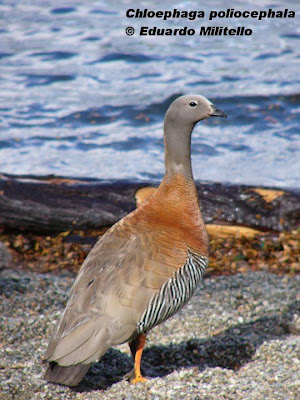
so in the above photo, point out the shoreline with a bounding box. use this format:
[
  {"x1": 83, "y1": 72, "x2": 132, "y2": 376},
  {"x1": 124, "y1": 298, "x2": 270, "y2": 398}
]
[{"x1": 0, "y1": 173, "x2": 299, "y2": 235}]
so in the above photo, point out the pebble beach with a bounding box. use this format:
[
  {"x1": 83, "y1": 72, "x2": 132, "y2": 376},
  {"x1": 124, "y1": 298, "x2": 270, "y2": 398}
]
[{"x1": 1, "y1": 268, "x2": 299, "y2": 400}]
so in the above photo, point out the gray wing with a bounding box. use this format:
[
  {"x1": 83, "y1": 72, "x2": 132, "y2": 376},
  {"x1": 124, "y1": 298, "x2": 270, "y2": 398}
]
[{"x1": 44, "y1": 223, "x2": 154, "y2": 367}]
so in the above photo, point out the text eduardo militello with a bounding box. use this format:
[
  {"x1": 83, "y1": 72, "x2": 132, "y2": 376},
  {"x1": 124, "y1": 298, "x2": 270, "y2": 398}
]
[{"x1": 126, "y1": 8, "x2": 296, "y2": 36}]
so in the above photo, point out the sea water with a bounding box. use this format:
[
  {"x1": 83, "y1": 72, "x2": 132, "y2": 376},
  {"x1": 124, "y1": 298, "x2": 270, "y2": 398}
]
[{"x1": 0, "y1": 0, "x2": 299, "y2": 189}]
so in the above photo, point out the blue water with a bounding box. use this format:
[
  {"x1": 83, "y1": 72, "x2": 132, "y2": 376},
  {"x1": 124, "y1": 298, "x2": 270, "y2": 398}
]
[{"x1": 0, "y1": 0, "x2": 299, "y2": 188}]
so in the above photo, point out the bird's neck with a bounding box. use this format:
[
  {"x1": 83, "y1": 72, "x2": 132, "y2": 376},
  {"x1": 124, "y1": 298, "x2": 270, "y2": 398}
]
[{"x1": 163, "y1": 119, "x2": 194, "y2": 180}]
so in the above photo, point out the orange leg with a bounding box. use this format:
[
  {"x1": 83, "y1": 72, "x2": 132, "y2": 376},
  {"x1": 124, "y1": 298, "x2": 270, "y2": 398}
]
[{"x1": 128, "y1": 334, "x2": 148, "y2": 383}]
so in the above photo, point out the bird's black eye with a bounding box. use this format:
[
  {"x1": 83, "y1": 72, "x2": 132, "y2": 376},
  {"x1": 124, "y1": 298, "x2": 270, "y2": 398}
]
[{"x1": 189, "y1": 101, "x2": 197, "y2": 107}]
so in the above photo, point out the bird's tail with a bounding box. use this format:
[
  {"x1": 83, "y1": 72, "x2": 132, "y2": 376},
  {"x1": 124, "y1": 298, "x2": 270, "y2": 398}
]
[{"x1": 44, "y1": 362, "x2": 90, "y2": 386}]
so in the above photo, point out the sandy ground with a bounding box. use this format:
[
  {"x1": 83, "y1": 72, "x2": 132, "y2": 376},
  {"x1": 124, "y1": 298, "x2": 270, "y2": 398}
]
[{"x1": 0, "y1": 268, "x2": 299, "y2": 400}]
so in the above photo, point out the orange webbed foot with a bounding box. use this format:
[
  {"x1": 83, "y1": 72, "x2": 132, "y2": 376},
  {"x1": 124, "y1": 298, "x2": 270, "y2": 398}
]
[
  {"x1": 131, "y1": 375, "x2": 148, "y2": 384},
  {"x1": 128, "y1": 334, "x2": 148, "y2": 384}
]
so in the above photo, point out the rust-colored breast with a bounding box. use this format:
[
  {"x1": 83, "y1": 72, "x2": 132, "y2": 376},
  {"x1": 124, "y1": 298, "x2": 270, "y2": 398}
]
[{"x1": 132, "y1": 173, "x2": 209, "y2": 259}]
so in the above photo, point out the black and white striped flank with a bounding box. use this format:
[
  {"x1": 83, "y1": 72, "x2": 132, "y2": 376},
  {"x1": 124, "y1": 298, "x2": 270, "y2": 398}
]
[{"x1": 137, "y1": 252, "x2": 208, "y2": 334}]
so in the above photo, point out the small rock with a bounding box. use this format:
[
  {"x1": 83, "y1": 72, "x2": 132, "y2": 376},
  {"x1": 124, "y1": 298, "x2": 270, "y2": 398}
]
[
  {"x1": 288, "y1": 314, "x2": 300, "y2": 334},
  {"x1": 0, "y1": 241, "x2": 12, "y2": 269}
]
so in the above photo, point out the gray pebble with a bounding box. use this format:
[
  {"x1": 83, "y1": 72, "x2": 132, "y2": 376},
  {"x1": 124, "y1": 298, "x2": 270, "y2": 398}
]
[{"x1": 0, "y1": 242, "x2": 11, "y2": 269}]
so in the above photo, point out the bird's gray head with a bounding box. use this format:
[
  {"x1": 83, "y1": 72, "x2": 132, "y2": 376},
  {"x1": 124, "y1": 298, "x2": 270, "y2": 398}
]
[
  {"x1": 165, "y1": 94, "x2": 227, "y2": 126},
  {"x1": 163, "y1": 94, "x2": 226, "y2": 179}
]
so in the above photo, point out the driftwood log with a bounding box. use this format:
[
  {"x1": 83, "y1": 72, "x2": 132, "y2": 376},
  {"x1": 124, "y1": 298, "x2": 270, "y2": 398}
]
[{"x1": 0, "y1": 173, "x2": 299, "y2": 234}]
